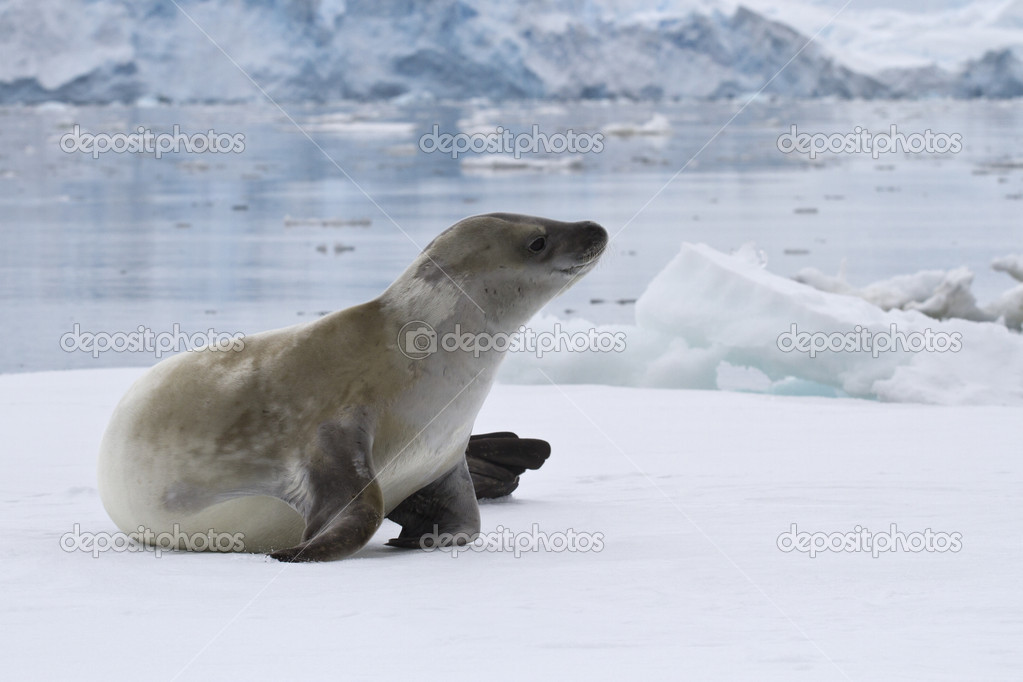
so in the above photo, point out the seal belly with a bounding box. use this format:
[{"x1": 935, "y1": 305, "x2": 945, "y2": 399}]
[{"x1": 154, "y1": 496, "x2": 306, "y2": 553}]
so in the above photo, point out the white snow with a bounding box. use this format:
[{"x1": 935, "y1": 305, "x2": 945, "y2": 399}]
[{"x1": 2, "y1": 367, "x2": 1021, "y2": 679}]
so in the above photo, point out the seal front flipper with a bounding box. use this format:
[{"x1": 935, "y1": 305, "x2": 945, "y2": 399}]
[
  {"x1": 271, "y1": 410, "x2": 384, "y2": 563},
  {"x1": 386, "y1": 457, "x2": 480, "y2": 549},
  {"x1": 465, "y1": 432, "x2": 552, "y2": 500}
]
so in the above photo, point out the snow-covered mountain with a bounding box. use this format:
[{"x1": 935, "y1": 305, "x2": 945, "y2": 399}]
[
  {"x1": 0, "y1": 0, "x2": 1020, "y2": 104},
  {"x1": 879, "y1": 48, "x2": 1023, "y2": 98}
]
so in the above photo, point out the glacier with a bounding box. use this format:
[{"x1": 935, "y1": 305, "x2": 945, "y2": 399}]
[{"x1": 1, "y1": 0, "x2": 1021, "y2": 105}]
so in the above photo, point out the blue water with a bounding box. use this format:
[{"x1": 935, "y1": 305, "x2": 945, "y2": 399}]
[{"x1": 1, "y1": 98, "x2": 1020, "y2": 373}]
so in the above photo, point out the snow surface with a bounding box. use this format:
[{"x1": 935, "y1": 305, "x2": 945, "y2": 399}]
[{"x1": 2, "y1": 367, "x2": 1021, "y2": 679}]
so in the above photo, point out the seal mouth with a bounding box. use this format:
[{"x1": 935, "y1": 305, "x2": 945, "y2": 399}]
[
  {"x1": 560, "y1": 243, "x2": 607, "y2": 275},
  {"x1": 559, "y1": 259, "x2": 598, "y2": 275}
]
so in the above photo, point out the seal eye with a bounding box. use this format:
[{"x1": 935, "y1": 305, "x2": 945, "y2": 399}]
[{"x1": 527, "y1": 236, "x2": 547, "y2": 254}]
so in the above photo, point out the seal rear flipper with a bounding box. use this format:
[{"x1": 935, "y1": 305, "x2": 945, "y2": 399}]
[
  {"x1": 386, "y1": 457, "x2": 480, "y2": 549},
  {"x1": 465, "y1": 433, "x2": 551, "y2": 500},
  {"x1": 271, "y1": 411, "x2": 384, "y2": 562}
]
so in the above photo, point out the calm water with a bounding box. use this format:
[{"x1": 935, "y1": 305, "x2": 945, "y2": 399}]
[{"x1": 1, "y1": 98, "x2": 1020, "y2": 373}]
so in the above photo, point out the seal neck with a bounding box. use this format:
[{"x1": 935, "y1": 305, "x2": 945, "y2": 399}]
[{"x1": 380, "y1": 254, "x2": 547, "y2": 336}]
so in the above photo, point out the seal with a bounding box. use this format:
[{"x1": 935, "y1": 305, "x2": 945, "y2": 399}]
[{"x1": 97, "y1": 213, "x2": 607, "y2": 561}]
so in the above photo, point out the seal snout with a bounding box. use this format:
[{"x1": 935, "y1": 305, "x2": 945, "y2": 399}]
[
  {"x1": 576, "y1": 220, "x2": 608, "y2": 263},
  {"x1": 553, "y1": 220, "x2": 607, "y2": 277},
  {"x1": 579, "y1": 220, "x2": 608, "y2": 252}
]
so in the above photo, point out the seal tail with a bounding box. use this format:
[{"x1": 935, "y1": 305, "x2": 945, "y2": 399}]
[{"x1": 465, "y1": 432, "x2": 551, "y2": 499}]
